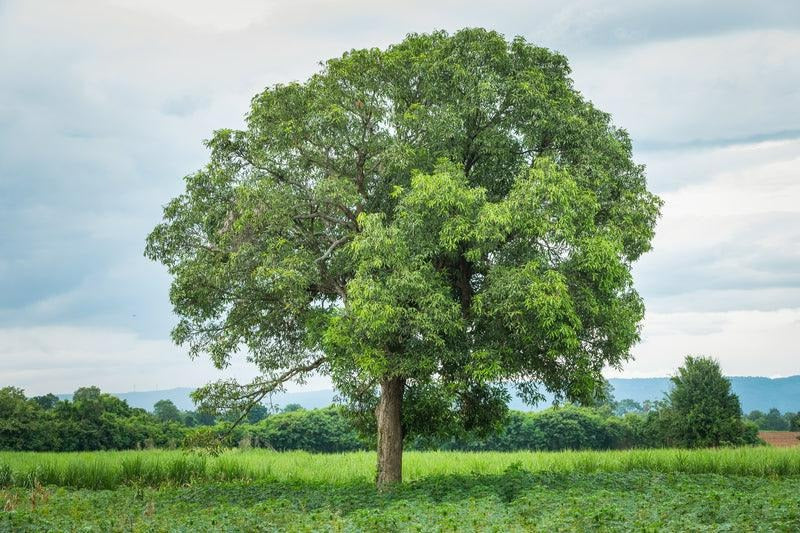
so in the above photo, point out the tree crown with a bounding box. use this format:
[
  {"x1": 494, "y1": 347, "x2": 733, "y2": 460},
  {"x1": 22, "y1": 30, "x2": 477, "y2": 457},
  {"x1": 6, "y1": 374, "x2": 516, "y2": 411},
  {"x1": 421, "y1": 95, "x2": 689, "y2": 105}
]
[
  {"x1": 145, "y1": 28, "x2": 661, "y2": 434},
  {"x1": 663, "y1": 355, "x2": 752, "y2": 447}
]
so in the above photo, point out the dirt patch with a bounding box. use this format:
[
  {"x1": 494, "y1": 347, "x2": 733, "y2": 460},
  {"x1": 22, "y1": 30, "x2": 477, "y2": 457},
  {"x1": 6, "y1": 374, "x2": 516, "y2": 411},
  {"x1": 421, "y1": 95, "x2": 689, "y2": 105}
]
[{"x1": 759, "y1": 431, "x2": 800, "y2": 447}]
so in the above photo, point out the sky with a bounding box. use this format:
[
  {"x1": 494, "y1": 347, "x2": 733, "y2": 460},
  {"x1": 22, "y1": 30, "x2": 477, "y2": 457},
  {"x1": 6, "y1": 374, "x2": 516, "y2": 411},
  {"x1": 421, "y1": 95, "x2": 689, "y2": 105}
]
[{"x1": 1, "y1": 0, "x2": 799, "y2": 395}]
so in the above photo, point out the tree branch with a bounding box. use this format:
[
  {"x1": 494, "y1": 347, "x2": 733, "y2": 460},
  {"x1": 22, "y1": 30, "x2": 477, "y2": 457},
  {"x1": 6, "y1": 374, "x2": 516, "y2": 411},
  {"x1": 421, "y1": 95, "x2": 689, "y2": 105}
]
[
  {"x1": 315, "y1": 235, "x2": 350, "y2": 264},
  {"x1": 195, "y1": 357, "x2": 328, "y2": 443}
]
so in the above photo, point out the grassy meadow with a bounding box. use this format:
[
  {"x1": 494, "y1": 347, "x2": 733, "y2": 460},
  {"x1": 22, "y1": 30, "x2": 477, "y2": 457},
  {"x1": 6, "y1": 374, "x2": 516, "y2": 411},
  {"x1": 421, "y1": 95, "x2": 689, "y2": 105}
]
[
  {"x1": 2, "y1": 447, "x2": 800, "y2": 489},
  {"x1": 1, "y1": 447, "x2": 800, "y2": 531}
]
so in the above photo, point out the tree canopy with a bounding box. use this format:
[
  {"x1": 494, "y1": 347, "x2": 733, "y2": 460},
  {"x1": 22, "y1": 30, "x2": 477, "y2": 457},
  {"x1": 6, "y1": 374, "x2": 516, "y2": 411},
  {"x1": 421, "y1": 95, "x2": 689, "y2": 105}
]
[
  {"x1": 0, "y1": 386, "x2": 185, "y2": 452},
  {"x1": 660, "y1": 356, "x2": 757, "y2": 447},
  {"x1": 145, "y1": 28, "x2": 661, "y2": 485},
  {"x1": 153, "y1": 399, "x2": 182, "y2": 423}
]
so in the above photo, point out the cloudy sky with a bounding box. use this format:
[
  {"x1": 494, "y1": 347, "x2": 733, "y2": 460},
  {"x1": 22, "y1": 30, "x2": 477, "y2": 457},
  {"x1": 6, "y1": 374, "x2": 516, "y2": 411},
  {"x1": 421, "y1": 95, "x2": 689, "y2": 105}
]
[{"x1": 1, "y1": 0, "x2": 798, "y2": 395}]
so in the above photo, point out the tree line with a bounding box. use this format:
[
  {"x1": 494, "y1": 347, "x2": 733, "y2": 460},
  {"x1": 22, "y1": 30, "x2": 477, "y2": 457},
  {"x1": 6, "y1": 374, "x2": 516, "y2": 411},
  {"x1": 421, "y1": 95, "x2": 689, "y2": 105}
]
[
  {"x1": 746, "y1": 409, "x2": 800, "y2": 431},
  {"x1": 3, "y1": 357, "x2": 785, "y2": 453},
  {"x1": 0, "y1": 386, "x2": 185, "y2": 451}
]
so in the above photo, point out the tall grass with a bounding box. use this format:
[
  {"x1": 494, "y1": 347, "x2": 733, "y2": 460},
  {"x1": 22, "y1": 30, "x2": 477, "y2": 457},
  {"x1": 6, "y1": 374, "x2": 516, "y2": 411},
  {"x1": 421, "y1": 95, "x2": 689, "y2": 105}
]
[{"x1": 0, "y1": 447, "x2": 798, "y2": 489}]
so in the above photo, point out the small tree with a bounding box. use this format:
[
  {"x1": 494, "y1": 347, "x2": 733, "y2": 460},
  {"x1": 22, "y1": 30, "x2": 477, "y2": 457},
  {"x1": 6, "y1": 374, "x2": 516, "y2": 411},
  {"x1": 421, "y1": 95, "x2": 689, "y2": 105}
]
[
  {"x1": 145, "y1": 28, "x2": 661, "y2": 486},
  {"x1": 153, "y1": 399, "x2": 181, "y2": 423},
  {"x1": 32, "y1": 393, "x2": 59, "y2": 410},
  {"x1": 763, "y1": 408, "x2": 790, "y2": 431},
  {"x1": 246, "y1": 404, "x2": 270, "y2": 423},
  {"x1": 662, "y1": 356, "x2": 755, "y2": 447},
  {"x1": 614, "y1": 398, "x2": 643, "y2": 416},
  {"x1": 788, "y1": 412, "x2": 800, "y2": 432}
]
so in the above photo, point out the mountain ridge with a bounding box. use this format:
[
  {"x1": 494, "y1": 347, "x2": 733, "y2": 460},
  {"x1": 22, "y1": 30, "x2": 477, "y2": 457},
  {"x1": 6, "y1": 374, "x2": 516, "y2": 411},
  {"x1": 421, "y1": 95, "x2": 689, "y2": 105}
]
[{"x1": 56, "y1": 375, "x2": 800, "y2": 413}]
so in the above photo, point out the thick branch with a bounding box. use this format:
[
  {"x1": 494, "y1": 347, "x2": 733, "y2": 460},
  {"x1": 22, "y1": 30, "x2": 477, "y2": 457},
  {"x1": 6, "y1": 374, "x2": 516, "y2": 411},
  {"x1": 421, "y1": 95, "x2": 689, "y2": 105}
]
[
  {"x1": 315, "y1": 235, "x2": 350, "y2": 264},
  {"x1": 193, "y1": 357, "x2": 327, "y2": 440}
]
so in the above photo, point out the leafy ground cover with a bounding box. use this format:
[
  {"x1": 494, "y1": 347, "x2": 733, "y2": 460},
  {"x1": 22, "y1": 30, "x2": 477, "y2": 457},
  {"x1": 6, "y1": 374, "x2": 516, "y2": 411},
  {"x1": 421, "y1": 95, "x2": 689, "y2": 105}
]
[
  {"x1": 1, "y1": 448, "x2": 799, "y2": 531},
  {"x1": 2, "y1": 471, "x2": 799, "y2": 531}
]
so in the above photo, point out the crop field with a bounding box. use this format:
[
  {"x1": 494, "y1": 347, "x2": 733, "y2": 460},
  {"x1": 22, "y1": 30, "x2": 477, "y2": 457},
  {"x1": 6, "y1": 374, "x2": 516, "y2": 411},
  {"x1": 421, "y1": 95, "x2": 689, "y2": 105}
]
[
  {"x1": 2, "y1": 447, "x2": 800, "y2": 531},
  {"x1": 759, "y1": 431, "x2": 800, "y2": 448}
]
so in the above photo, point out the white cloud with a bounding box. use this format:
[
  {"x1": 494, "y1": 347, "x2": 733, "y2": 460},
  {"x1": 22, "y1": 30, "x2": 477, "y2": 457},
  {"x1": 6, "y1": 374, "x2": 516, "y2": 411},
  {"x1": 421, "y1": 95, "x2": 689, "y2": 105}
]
[
  {"x1": 642, "y1": 136, "x2": 800, "y2": 191},
  {"x1": 620, "y1": 137, "x2": 800, "y2": 379},
  {"x1": 610, "y1": 308, "x2": 800, "y2": 378},
  {"x1": 633, "y1": 139, "x2": 800, "y2": 310},
  {"x1": 1, "y1": 0, "x2": 799, "y2": 392},
  {"x1": 0, "y1": 326, "x2": 262, "y2": 396},
  {"x1": 107, "y1": 0, "x2": 274, "y2": 32},
  {"x1": 660, "y1": 146, "x2": 800, "y2": 219},
  {"x1": 571, "y1": 30, "x2": 800, "y2": 147}
]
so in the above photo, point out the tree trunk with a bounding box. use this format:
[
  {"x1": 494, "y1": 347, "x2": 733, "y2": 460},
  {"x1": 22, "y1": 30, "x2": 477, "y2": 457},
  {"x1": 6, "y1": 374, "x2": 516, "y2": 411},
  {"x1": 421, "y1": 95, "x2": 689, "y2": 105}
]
[{"x1": 376, "y1": 376, "x2": 404, "y2": 488}]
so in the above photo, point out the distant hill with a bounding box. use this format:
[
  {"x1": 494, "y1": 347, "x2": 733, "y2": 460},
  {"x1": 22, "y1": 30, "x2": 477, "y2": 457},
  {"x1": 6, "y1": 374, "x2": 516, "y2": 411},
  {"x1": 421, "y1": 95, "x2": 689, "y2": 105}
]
[
  {"x1": 57, "y1": 387, "x2": 337, "y2": 412},
  {"x1": 58, "y1": 376, "x2": 800, "y2": 413},
  {"x1": 608, "y1": 376, "x2": 800, "y2": 413},
  {"x1": 513, "y1": 376, "x2": 800, "y2": 413}
]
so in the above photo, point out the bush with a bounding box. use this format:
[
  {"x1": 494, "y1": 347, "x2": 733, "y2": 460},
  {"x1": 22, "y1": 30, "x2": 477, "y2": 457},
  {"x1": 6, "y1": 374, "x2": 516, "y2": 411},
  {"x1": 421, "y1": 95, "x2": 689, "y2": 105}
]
[
  {"x1": 252, "y1": 406, "x2": 365, "y2": 452},
  {"x1": 431, "y1": 406, "x2": 641, "y2": 452}
]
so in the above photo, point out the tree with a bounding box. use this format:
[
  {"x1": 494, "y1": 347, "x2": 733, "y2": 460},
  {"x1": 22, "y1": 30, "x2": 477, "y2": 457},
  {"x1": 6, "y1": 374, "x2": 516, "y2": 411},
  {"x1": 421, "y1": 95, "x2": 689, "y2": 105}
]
[
  {"x1": 0, "y1": 387, "x2": 56, "y2": 451},
  {"x1": 614, "y1": 398, "x2": 643, "y2": 416},
  {"x1": 761, "y1": 408, "x2": 790, "y2": 431},
  {"x1": 0, "y1": 387, "x2": 189, "y2": 452},
  {"x1": 72, "y1": 386, "x2": 102, "y2": 405},
  {"x1": 153, "y1": 399, "x2": 181, "y2": 423},
  {"x1": 788, "y1": 412, "x2": 800, "y2": 432},
  {"x1": 455, "y1": 406, "x2": 628, "y2": 452},
  {"x1": 585, "y1": 379, "x2": 615, "y2": 411},
  {"x1": 195, "y1": 410, "x2": 217, "y2": 426},
  {"x1": 746, "y1": 409, "x2": 765, "y2": 423},
  {"x1": 32, "y1": 393, "x2": 60, "y2": 410},
  {"x1": 749, "y1": 408, "x2": 798, "y2": 431},
  {"x1": 661, "y1": 356, "x2": 756, "y2": 447},
  {"x1": 247, "y1": 403, "x2": 270, "y2": 423},
  {"x1": 254, "y1": 406, "x2": 364, "y2": 452},
  {"x1": 145, "y1": 28, "x2": 661, "y2": 486}
]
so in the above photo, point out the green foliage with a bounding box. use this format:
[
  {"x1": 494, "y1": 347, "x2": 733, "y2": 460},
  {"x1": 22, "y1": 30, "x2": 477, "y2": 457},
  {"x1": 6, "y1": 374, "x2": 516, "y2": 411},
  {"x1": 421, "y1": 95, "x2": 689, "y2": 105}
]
[
  {"x1": 181, "y1": 406, "x2": 364, "y2": 453},
  {"x1": 0, "y1": 387, "x2": 185, "y2": 452},
  {"x1": 790, "y1": 413, "x2": 800, "y2": 432},
  {"x1": 30, "y1": 393, "x2": 59, "y2": 410},
  {"x1": 245, "y1": 403, "x2": 269, "y2": 423},
  {"x1": 613, "y1": 398, "x2": 644, "y2": 416},
  {"x1": 0, "y1": 388, "x2": 60, "y2": 452},
  {"x1": 1, "y1": 382, "x2": 771, "y2": 455},
  {"x1": 657, "y1": 356, "x2": 759, "y2": 448},
  {"x1": 181, "y1": 426, "x2": 237, "y2": 449},
  {"x1": 2, "y1": 471, "x2": 799, "y2": 531},
  {"x1": 417, "y1": 405, "x2": 642, "y2": 452},
  {"x1": 747, "y1": 408, "x2": 798, "y2": 431},
  {"x1": 185, "y1": 410, "x2": 217, "y2": 427},
  {"x1": 0, "y1": 448, "x2": 797, "y2": 531},
  {"x1": 145, "y1": 28, "x2": 661, "y2": 445},
  {"x1": 153, "y1": 399, "x2": 181, "y2": 423},
  {"x1": 253, "y1": 406, "x2": 364, "y2": 452}
]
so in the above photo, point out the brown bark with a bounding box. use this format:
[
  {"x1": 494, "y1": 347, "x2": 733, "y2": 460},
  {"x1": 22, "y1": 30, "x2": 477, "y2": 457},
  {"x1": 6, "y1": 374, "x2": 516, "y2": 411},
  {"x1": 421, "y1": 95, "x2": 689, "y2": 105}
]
[{"x1": 375, "y1": 376, "x2": 405, "y2": 488}]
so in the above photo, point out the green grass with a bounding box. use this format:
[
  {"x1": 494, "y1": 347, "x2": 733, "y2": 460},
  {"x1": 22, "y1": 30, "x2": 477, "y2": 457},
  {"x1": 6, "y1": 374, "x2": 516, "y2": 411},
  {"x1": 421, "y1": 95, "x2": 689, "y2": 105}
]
[
  {"x1": 0, "y1": 446, "x2": 799, "y2": 489},
  {"x1": 1, "y1": 448, "x2": 799, "y2": 531}
]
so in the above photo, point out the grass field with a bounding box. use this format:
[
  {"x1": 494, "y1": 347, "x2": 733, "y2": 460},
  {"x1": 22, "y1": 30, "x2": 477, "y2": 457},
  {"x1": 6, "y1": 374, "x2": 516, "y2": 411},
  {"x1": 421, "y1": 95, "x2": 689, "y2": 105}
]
[{"x1": 2, "y1": 448, "x2": 800, "y2": 531}]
